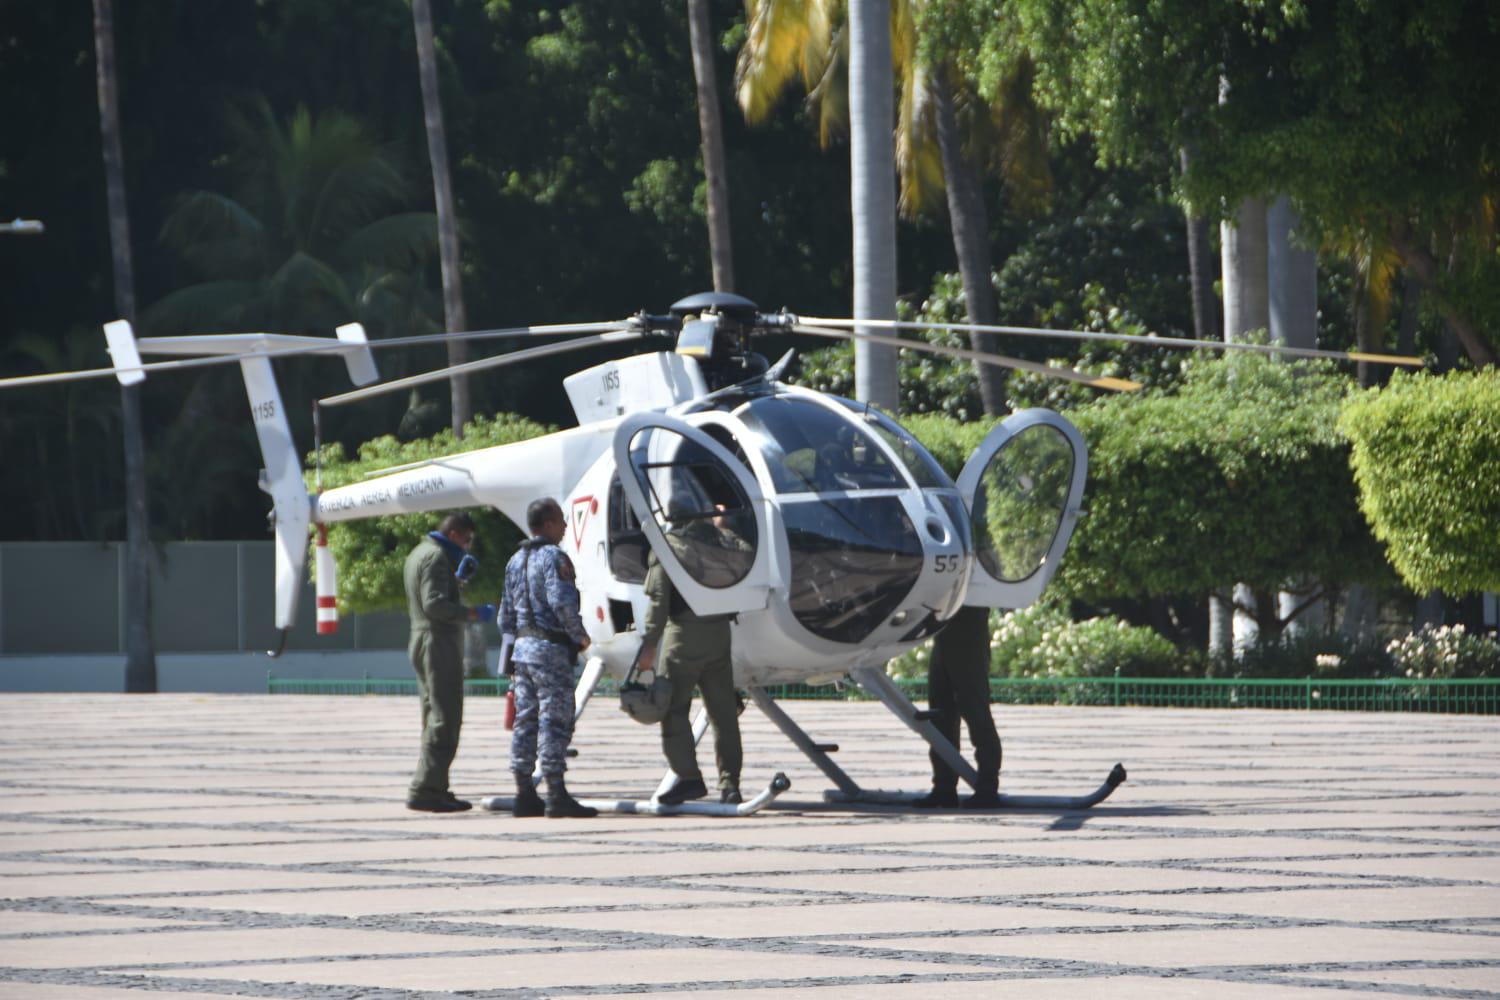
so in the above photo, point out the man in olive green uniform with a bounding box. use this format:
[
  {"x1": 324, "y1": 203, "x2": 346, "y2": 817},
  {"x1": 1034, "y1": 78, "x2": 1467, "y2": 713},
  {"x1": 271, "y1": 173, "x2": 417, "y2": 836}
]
[
  {"x1": 404, "y1": 511, "x2": 493, "y2": 812},
  {"x1": 636, "y1": 547, "x2": 742, "y2": 806},
  {"x1": 917, "y1": 604, "x2": 1002, "y2": 808}
]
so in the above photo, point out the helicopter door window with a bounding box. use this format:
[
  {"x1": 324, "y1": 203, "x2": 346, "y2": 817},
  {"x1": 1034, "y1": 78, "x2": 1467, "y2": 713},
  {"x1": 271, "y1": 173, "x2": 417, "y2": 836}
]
[
  {"x1": 969, "y1": 424, "x2": 1075, "y2": 582},
  {"x1": 737, "y1": 396, "x2": 905, "y2": 494},
  {"x1": 626, "y1": 427, "x2": 758, "y2": 589},
  {"x1": 607, "y1": 475, "x2": 649, "y2": 584}
]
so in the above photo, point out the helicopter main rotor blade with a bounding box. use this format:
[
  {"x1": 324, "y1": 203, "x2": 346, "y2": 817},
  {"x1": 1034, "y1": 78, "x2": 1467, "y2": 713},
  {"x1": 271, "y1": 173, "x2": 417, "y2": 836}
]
[
  {"x1": 799, "y1": 316, "x2": 1425, "y2": 368},
  {"x1": 0, "y1": 320, "x2": 634, "y2": 392},
  {"x1": 791, "y1": 324, "x2": 1143, "y2": 392},
  {"x1": 317, "y1": 330, "x2": 643, "y2": 408}
]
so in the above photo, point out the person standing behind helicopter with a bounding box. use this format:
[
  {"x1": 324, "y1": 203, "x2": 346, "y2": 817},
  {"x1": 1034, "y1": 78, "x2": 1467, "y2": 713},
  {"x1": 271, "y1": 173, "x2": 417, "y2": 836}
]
[
  {"x1": 499, "y1": 498, "x2": 596, "y2": 819},
  {"x1": 636, "y1": 504, "x2": 746, "y2": 805},
  {"x1": 916, "y1": 604, "x2": 1002, "y2": 808}
]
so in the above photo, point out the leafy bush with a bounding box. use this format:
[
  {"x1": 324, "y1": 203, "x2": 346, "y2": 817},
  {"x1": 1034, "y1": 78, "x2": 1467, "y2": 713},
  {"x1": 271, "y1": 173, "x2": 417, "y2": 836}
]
[
  {"x1": 1060, "y1": 353, "x2": 1390, "y2": 610},
  {"x1": 887, "y1": 605, "x2": 1183, "y2": 680},
  {"x1": 1339, "y1": 370, "x2": 1500, "y2": 595},
  {"x1": 1386, "y1": 624, "x2": 1500, "y2": 679},
  {"x1": 994, "y1": 605, "x2": 1184, "y2": 678},
  {"x1": 310, "y1": 413, "x2": 555, "y2": 614},
  {"x1": 1210, "y1": 632, "x2": 1392, "y2": 679}
]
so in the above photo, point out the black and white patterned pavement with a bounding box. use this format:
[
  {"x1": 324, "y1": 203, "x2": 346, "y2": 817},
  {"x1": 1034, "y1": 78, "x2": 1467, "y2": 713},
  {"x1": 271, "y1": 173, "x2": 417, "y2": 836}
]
[{"x1": 2, "y1": 693, "x2": 1498, "y2": 997}]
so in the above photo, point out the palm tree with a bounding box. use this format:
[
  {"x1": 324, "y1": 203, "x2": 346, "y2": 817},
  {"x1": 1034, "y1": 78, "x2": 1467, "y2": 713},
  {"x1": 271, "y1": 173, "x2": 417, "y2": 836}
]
[
  {"x1": 411, "y1": 0, "x2": 470, "y2": 436},
  {"x1": 91, "y1": 0, "x2": 156, "y2": 693},
  {"x1": 737, "y1": 0, "x2": 1050, "y2": 415},
  {"x1": 148, "y1": 102, "x2": 440, "y2": 490},
  {"x1": 848, "y1": 0, "x2": 900, "y2": 411},
  {"x1": 687, "y1": 0, "x2": 736, "y2": 292},
  {"x1": 150, "y1": 101, "x2": 438, "y2": 339}
]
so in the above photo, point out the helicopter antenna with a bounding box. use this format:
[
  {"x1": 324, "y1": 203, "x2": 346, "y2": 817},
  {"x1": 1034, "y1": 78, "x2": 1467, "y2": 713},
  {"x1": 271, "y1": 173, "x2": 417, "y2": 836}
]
[
  {"x1": 791, "y1": 323, "x2": 1144, "y2": 391},
  {"x1": 797, "y1": 316, "x2": 1425, "y2": 368}
]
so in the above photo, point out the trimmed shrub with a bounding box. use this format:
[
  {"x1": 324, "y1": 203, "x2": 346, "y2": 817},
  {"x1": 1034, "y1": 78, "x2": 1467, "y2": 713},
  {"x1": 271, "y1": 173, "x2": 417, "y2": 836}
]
[
  {"x1": 310, "y1": 413, "x2": 555, "y2": 613},
  {"x1": 1339, "y1": 370, "x2": 1500, "y2": 595},
  {"x1": 1060, "y1": 354, "x2": 1390, "y2": 607}
]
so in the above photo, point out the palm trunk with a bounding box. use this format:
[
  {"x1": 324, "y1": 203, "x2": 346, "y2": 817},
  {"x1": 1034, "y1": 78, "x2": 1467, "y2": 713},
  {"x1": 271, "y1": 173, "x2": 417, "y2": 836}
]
[
  {"x1": 687, "y1": 0, "x2": 735, "y2": 293},
  {"x1": 848, "y1": 0, "x2": 899, "y2": 413},
  {"x1": 412, "y1": 0, "x2": 471, "y2": 436},
  {"x1": 1213, "y1": 195, "x2": 1269, "y2": 657},
  {"x1": 92, "y1": 0, "x2": 156, "y2": 694},
  {"x1": 1267, "y1": 196, "x2": 1317, "y2": 350},
  {"x1": 933, "y1": 74, "x2": 1005, "y2": 416},
  {"x1": 1395, "y1": 274, "x2": 1423, "y2": 357},
  {"x1": 1178, "y1": 148, "x2": 1218, "y2": 341},
  {"x1": 1388, "y1": 228, "x2": 1497, "y2": 368}
]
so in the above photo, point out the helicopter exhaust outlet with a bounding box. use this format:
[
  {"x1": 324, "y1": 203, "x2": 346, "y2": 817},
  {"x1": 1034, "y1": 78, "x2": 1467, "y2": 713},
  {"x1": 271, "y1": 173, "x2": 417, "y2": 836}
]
[{"x1": 314, "y1": 525, "x2": 338, "y2": 635}]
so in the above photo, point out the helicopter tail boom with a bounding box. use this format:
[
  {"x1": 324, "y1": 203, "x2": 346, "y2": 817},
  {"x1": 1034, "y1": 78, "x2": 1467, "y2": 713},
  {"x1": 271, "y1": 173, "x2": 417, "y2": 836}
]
[{"x1": 103, "y1": 322, "x2": 380, "y2": 635}]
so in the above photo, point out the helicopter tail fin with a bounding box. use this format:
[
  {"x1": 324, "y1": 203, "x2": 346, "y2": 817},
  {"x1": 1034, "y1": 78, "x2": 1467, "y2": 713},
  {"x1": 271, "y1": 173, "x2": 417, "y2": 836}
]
[{"x1": 103, "y1": 321, "x2": 378, "y2": 642}]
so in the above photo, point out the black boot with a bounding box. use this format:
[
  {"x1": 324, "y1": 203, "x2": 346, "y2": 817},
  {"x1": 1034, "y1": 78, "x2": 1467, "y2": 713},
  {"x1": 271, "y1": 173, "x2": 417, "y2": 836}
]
[
  {"x1": 512, "y1": 774, "x2": 545, "y2": 818},
  {"x1": 962, "y1": 772, "x2": 1001, "y2": 809},
  {"x1": 545, "y1": 774, "x2": 598, "y2": 818},
  {"x1": 914, "y1": 782, "x2": 959, "y2": 809},
  {"x1": 657, "y1": 776, "x2": 708, "y2": 806}
]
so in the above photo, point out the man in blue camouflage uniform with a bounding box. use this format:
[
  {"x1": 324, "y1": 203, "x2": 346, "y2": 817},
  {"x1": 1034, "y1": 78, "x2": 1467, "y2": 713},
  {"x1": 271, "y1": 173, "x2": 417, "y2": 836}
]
[{"x1": 499, "y1": 498, "x2": 596, "y2": 819}]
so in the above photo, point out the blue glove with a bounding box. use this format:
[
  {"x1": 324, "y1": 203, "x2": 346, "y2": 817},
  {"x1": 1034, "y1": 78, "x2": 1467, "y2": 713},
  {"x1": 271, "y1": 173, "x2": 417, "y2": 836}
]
[
  {"x1": 475, "y1": 603, "x2": 497, "y2": 624},
  {"x1": 455, "y1": 554, "x2": 479, "y2": 583}
]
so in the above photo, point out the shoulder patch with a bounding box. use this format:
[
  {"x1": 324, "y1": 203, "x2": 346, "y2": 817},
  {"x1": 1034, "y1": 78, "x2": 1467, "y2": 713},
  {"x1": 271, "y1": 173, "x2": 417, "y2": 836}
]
[{"x1": 557, "y1": 553, "x2": 576, "y2": 581}]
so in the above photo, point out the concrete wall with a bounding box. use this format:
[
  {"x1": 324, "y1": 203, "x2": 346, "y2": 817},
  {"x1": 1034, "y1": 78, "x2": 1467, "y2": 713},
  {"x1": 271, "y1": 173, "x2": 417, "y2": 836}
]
[{"x1": 0, "y1": 541, "x2": 442, "y2": 692}]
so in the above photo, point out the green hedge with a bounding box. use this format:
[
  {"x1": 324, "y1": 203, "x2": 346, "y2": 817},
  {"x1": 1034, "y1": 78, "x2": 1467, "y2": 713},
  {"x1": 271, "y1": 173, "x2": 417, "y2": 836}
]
[
  {"x1": 1339, "y1": 370, "x2": 1500, "y2": 595},
  {"x1": 310, "y1": 413, "x2": 554, "y2": 614}
]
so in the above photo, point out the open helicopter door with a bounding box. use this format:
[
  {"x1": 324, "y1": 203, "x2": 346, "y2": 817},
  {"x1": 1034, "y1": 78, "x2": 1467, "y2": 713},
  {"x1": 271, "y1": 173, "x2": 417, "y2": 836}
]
[
  {"x1": 612, "y1": 412, "x2": 771, "y2": 616},
  {"x1": 956, "y1": 408, "x2": 1088, "y2": 610}
]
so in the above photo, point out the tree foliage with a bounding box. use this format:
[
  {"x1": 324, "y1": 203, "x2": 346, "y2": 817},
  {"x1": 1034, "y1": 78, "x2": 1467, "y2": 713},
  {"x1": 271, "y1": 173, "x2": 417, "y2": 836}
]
[
  {"x1": 983, "y1": 0, "x2": 1500, "y2": 363},
  {"x1": 311, "y1": 413, "x2": 554, "y2": 613},
  {"x1": 1339, "y1": 371, "x2": 1500, "y2": 595}
]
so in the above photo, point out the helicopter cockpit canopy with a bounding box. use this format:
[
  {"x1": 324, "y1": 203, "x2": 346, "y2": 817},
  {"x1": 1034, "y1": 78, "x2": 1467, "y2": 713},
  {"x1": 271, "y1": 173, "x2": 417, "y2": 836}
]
[{"x1": 612, "y1": 383, "x2": 1088, "y2": 647}]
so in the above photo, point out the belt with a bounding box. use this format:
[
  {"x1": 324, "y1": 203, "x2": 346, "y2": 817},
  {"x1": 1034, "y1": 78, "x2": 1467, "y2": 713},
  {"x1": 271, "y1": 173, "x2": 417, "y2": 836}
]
[{"x1": 517, "y1": 625, "x2": 577, "y2": 649}]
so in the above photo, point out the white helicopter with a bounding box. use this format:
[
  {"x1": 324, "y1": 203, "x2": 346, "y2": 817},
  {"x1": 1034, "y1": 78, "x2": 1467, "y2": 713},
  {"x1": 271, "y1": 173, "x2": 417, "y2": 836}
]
[{"x1": 2, "y1": 292, "x2": 1421, "y2": 815}]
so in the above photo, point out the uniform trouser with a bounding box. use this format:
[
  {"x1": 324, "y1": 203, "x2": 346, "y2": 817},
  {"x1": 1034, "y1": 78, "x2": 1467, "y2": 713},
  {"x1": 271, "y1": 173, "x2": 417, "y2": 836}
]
[
  {"x1": 927, "y1": 605, "x2": 1002, "y2": 790},
  {"x1": 660, "y1": 620, "x2": 741, "y2": 790},
  {"x1": 408, "y1": 627, "x2": 465, "y2": 799},
  {"x1": 509, "y1": 650, "x2": 577, "y2": 778}
]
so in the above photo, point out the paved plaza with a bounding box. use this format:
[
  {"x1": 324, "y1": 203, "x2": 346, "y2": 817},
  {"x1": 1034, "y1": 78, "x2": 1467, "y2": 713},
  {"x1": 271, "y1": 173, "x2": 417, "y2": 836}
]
[{"x1": 1, "y1": 691, "x2": 1498, "y2": 998}]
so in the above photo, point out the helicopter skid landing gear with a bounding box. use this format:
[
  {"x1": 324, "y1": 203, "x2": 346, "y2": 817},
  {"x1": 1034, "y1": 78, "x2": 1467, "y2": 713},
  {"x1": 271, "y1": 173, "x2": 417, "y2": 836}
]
[
  {"x1": 480, "y1": 773, "x2": 791, "y2": 817},
  {"x1": 821, "y1": 764, "x2": 1126, "y2": 810},
  {"x1": 749, "y1": 670, "x2": 1127, "y2": 811}
]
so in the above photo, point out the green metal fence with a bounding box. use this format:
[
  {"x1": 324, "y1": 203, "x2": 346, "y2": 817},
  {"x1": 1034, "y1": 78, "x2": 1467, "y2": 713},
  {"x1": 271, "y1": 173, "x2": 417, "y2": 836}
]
[{"x1": 267, "y1": 672, "x2": 1500, "y2": 714}]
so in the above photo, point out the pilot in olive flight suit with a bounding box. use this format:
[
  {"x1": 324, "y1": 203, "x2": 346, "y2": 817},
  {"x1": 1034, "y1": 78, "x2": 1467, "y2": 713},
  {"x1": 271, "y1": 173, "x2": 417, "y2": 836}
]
[{"x1": 636, "y1": 510, "x2": 747, "y2": 805}]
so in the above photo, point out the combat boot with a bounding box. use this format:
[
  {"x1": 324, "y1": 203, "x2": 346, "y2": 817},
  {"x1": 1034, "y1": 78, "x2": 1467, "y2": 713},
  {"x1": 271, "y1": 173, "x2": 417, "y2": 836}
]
[
  {"x1": 720, "y1": 781, "x2": 743, "y2": 806},
  {"x1": 657, "y1": 777, "x2": 708, "y2": 806},
  {"x1": 512, "y1": 774, "x2": 545, "y2": 818},
  {"x1": 914, "y1": 781, "x2": 959, "y2": 809},
  {"x1": 962, "y1": 771, "x2": 1001, "y2": 809},
  {"x1": 544, "y1": 774, "x2": 598, "y2": 818}
]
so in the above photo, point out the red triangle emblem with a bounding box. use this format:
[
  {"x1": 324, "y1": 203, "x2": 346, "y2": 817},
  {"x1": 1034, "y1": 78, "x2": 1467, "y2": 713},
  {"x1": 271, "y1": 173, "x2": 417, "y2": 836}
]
[{"x1": 570, "y1": 495, "x2": 594, "y2": 549}]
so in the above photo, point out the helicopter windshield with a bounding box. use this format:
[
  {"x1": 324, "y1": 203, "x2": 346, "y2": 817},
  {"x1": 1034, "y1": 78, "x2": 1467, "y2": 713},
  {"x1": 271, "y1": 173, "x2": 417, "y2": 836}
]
[
  {"x1": 783, "y1": 496, "x2": 923, "y2": 643},
  {"x1": 830, "y1": 397, "x2": 954, "y2": 489},
  {"x1": 736, "y1": 396, "x2": 907, "y2": 494}
]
